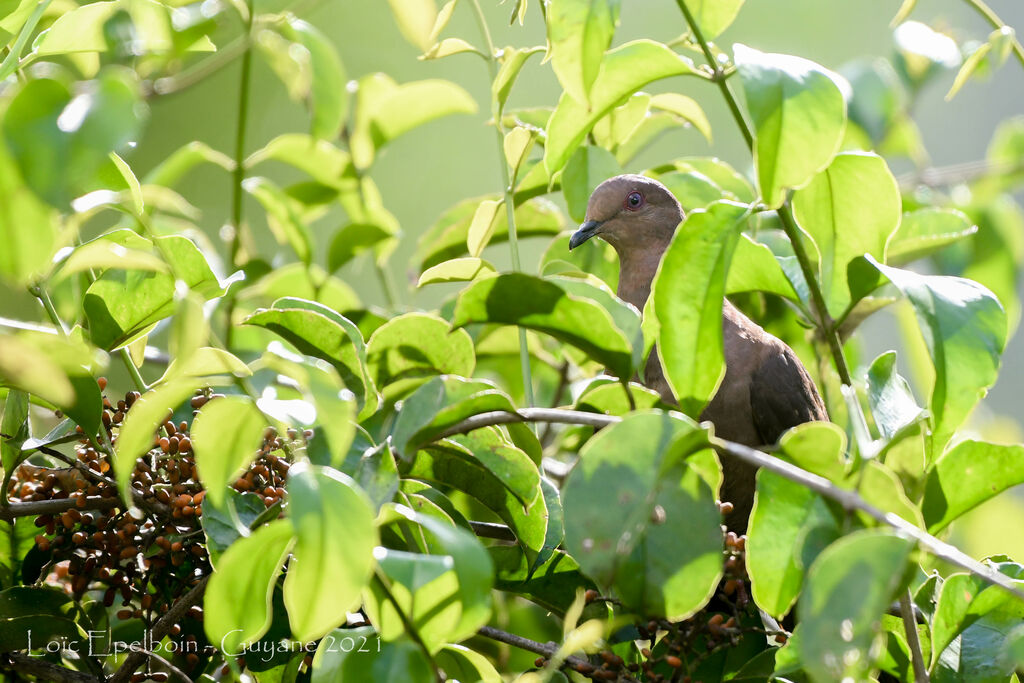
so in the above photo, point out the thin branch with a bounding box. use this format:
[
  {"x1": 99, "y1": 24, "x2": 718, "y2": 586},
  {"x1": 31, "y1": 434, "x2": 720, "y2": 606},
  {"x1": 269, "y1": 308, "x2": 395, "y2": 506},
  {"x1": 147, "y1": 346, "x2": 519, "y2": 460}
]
[
  {"x1": 130, "y1": 647, "x2": 195, "y2": 683},
  {"x1": 108, "y1": 576, "x2": 210, "y2": 683},
  {"x1": 897, "y1": 158, "x2": 1024, "y2": 190},
  {"x1": 469, "y1": 520, "x2": 516, "y2": 542},
  {"x1": 437, "y1": 407, "x2": 1024, "y2": 602},
  {"x1": 476, "y1": 625, "x2": 599, "y2": 673},
  {"x1": 0, "y1": 652, "x2": 97, "y2": 683},
  {"x1": 900, "y1": 590, "x2": 930, "y2": 682},
  {"x1": 0, "y1": 496, "x2": 119, "y2": 522}
]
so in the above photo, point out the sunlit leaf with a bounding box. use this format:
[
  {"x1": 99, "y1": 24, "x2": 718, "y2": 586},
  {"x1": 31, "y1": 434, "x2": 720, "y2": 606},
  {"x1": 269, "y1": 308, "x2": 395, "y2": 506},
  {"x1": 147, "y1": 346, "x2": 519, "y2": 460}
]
[
  {"x1": 417, "y1": 257, "x2": 496, "y2": 287},
  {"x1": 923, "y1": 440, "x2": 1024, "y2": 534},
  {"x1": 243, "y1": 176, "x2": 313, "y2": 264},
  {"x1": 546, "y1": 0, "x2": 620, "y2": 104},
  {"x1": 561, "y1": 146, "x2": 622, "y2": 223},
  {"x1": 466, "y1": 198, "x2": 502, "y2": 258},
  {"x1": 686, "y1": 0, "x2": 745, "y2": 39},
  {"x1": 204, "y1": 520, "x2": 294, "y2": 652},
  {"x1": 284, "y1": 463, "x2": 378, "y2": 641},
  {"x1": 0, "y1": 143, "x2": 57, "y2": 285},
  {"x1": 366, "y1": 312, "x2": 475, "y2": 400},
  {"x1": 192, "y1": 396, "x2": 267, "y2": 509},
  {"x1": 887, "y1": 208, "x2": 976, "y2": 265},
  {"x1": 651, "y1": 201, "x2": 748, "y2": 417},
  {"x1": 312, "y1": 625, "x2": 433, "y2": 683},
  {"x1": 733, "y1": 44, "x2": 848, "y2": 208},
  {"x1": 385, "y1": 0, "x2": 437, "y2": 51}
]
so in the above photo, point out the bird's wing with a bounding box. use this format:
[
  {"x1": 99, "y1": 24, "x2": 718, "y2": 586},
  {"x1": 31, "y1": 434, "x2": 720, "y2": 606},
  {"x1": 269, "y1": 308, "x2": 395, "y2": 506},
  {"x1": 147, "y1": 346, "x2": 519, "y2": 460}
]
[{"x1": 748, "y1": 346, "x2": 828, "y2": 445}]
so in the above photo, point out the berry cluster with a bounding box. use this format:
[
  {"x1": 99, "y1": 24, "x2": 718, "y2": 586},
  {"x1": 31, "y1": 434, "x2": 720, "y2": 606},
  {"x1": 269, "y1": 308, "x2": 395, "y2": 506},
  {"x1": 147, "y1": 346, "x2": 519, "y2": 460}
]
[{"x1": 9, "y1": 380, "x2": 294, "y2": 681}]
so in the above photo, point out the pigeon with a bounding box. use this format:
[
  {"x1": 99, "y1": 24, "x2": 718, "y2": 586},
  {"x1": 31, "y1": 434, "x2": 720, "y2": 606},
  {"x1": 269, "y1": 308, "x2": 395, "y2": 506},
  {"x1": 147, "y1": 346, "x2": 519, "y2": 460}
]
[{"x1": 570, "y1": 174, "x2": 828, "y2": 529}]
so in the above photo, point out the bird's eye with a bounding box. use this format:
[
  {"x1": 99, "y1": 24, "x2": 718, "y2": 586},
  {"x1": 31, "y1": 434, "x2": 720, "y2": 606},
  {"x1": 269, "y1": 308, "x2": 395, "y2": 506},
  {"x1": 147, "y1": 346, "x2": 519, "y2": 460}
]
[{"x1": 625, "y1": 191, "x2": 644, "y2": 210}]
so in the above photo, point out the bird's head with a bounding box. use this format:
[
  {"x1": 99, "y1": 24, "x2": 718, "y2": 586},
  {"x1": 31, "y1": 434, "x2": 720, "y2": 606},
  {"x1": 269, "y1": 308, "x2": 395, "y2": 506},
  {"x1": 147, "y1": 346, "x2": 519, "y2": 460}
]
[{"x1": 568, "y1": 174, "x2": 684, "y2": 252}]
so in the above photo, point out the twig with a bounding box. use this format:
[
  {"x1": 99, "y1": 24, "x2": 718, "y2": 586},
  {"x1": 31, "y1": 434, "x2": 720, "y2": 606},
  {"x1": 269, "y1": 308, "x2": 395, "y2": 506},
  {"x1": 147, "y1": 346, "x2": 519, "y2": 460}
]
[
  {"x1": 469, "y1": 520, "x2": 517, "y2": 542},
  {"x1": 900, "y1": 590, "x2": 930, "y2": 682},
  {"x1": 437, "y1": 407, "x2": 1024, "y2": 602},
  {"x1": 0, "y1": 652, "x2": 97, "y2": 683},
  {"x1": 897, "y1": 158, "x2": 1024, "y2": 189},
  {"x1": 0, "y1": 496, "x2": 120, "y2": 522},
  {"x1": 108, "y1": 576, "x2": 210, "y2": 683},
  {"x1": 476, "y1": 625, "x2": 600, "y2": 673},
  {"x1": 129, "y1": 647, "x2": 195, "y2": 683}
]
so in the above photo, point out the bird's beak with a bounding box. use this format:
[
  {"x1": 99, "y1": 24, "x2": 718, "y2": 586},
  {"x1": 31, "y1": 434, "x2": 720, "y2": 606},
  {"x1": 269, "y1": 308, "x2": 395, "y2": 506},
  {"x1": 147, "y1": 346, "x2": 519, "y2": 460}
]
[{"x1": 569, "y1": 220, "x2": 603, "y2": 250}]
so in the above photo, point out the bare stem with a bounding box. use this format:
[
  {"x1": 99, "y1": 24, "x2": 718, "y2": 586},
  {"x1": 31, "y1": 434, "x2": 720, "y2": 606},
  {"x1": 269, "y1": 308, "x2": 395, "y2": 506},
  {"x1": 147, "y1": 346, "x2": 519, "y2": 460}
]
[
  {"x1": 900, "y1": 590, "x2": 930, "y2": 682},
  {"x1": 372, "y1": 569, "x2": 439, "y2": 679},
  {"x1": 961, "y1": 0, "x2": 1024, "y2": 71},
  {"x1": 476, "y1": 625, "x2": 605, "y2": 674}
]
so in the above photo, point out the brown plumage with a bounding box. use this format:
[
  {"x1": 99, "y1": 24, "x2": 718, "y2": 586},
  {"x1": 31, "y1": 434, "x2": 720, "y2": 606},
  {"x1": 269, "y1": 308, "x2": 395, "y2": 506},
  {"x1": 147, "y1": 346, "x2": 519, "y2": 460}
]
[{"x1": 570, "y1": 174, "x2": 828, "y2": 530}]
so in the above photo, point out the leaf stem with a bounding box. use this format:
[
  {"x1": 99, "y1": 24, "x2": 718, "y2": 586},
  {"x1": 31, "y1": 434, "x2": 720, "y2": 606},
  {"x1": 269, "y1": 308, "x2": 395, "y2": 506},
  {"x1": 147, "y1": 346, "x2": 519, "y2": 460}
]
[
  {"x1": 28, "y1": 284, "x2": 67, "y2": 335},
  {"x1": 900, "y1": 589, "x2": 930, "y2": 682},
  {"x1": 961, "y1": 0, "x2": 1024, "y2": 71},
  {"x1": 675, "y1": 0, "x2": 853, "y2": 386},
  {"x1": 467, "y1": 0, "x2": 536, "y2": 410},
  {"x1": 0, "y1": 0, "x2": 53, "y2": 82},
  {"x1": 372, "y1": 568, "x2": 439, "y2": 678}
]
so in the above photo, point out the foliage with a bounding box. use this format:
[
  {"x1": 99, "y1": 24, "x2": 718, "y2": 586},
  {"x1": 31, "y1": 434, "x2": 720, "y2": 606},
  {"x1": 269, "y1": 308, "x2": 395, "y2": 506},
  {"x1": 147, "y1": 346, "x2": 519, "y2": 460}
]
[{"x1": 0, "y1": 0, "x2": 1023, "y2": 682}]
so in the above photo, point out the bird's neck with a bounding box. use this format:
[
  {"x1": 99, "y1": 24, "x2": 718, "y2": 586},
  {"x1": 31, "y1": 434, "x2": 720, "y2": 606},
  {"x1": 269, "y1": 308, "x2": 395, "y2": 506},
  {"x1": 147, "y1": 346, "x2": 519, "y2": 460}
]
[{"x1": 615, "y1": 235, "x2": 672, "y2": 311}]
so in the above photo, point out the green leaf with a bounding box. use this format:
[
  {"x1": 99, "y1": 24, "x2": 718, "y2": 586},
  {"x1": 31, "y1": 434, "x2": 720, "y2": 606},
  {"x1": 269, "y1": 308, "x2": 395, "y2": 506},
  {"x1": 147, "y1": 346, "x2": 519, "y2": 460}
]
[
  {"x1": 84, "y1": 234, "x2": 221, "y2": 350},
  {"x1": 284, "y1": 463, "x2": 378, "y2": 641},
  {"x1": 725, "y1": 234, "x2": 801, "y2": 302},
  {"x1": 246, "y1": 133, "x2": 352, "y2": 189},
  {"x1": 157, "y1": 347, "x2": 251, "y2": 384},
  {"x1": 54, "y1": 235, "x2": 168, "y2": 283},
  {"x1": 544, "y1": 40, "x2": 699, "y2": 174},
  {"x1": 748, "y1": 469, "x2": 840, "y2": 618},
  {"x1": 655, "y1": 170, "x2": 731, "y2": 211},
  {"x1": 869, "y1": 258, "x2": 1007, "y2": 452},
  {"x1": 204, "y1": 519, "x2": 294, "y2": 653},
  {"x1": 278, "y1": 18, "x2": 348, "y2": 140},
  {"x1": 792, "y1": 152, "x2": 901, "y2": 317},
  {"x1": 452, "y1": 272, "x2": 635, "y2": 380},
  {"x1": 886, "y1": 208, "x2": 977, "y2": 265},
  {"x1": 562, "y1": 145, "x2": 623, "y2": 223},
  {"x1": 733, "y1": 44, "x2": 847, "y2": 208},
  {"x1": 391, "y1": 376, "x2": 518, "y2": 459},
  {"x1": 312, "y1": 625, "x2": 433, "y2": 683},
  {"x1": 930, "y1": 564, "x2": 1024, "y2": 673},
  {"x1": 385, "y1": 0, "x2": 437, "y2": 51},
  {"x1": 435, "y1": 644, "x2": 501, "y2": 683},
  {"x1": 0, "y1": 333, "x2": 103, "y2": 436},
  {"x1": 351, "y1": 74, "x2": 476, "y2": 170},
  {"x1": 545, "y1": 0, "x2": 620, "y2": 104},
  {"x1": 192, "y1": 396, "x2": 267, "y2": 509},
  {"x1": 575, "y1": 379, "x2": 663, "y2": 416},
  {"x1": 0, "y1": 142, "x2": 57, "y2": 285},
  {"x1": 492, "y1": 46, "x2": 545, "y2": 112},
  {"x1": 687, "y1": 0, "x2": 745, "y2": 39},
  {"x1": 417, "y1": 257, "x2": 496, "y2": 286},
  {"x1": 245, "y1": 298, "x2": 376, "y2": 415},
  {"x1": 651, "y1": 201, "x2": 748, "y2": 416},
  {"x1": 797, "y1": 529, "x2": 914, "y2": 682},
  {"x1": 144, "y1": 141, "x2": 233, "y2": 188},
  {"x1": 329, "y1": 223, "x2": 396, "y2": 273},
  {"x1": 114, "y1": 379, "x2": 202, "y2": 502},
  {"x1": 243, "y1": 176, "x2": 313, "y2": 264},
  {"x1": 563, "y1": 412, "x2": 721, "y2": 618},
  {"x1": 866, "y1": 351, "x2": 925, "y2": 442},
  {"x1": 407, "y1": 439, "x2": 548, "y2": 555},
  {"x1": 1, "y1": 68, "x2": 147, "y2": 209},
  {"x1": 417, "y1": 196, "x2": 564, "y2": 270},
  {"x1": 922, "y1": 440, "x2": 1024, "y2": 534},
  {"x1": 366, "y1": 312, "x2": 474, "y2": 400},
  {"x1": 466, "y1": 198, "x2": 503, "y2": 257}
]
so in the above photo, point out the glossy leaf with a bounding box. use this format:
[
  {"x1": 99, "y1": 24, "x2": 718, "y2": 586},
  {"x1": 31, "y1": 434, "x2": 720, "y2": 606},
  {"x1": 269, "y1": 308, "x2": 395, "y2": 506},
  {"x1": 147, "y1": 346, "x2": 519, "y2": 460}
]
[
  {"x1": 562, "y1": 145, "x2": 622, "y2": 223},
  {"x1": 866, "y1": 351, "x2": 925, "y2": 441},
  {"x1": 563, "y1": 412, "x2": 722, "y2": 618},
  {"x1": 466, "y1": 198, "x2": 502, "y2": 257},
  {"x1": 651, "y1": 201, "x2": 748, "y2": 416},
  {"x1": 869, "y1": 258, "x2": 1007, "y2": 452},
  {"x1": 417, "y1": 196, "x2": 564, "y2": 270},
  {"x1": 84, "y1": 234, "x2": 221, "y2": 350},
  {"x1": 650, "y1": 93, "x2": 713, "y2": 141},
  {"x1": 452, "y1": 273, "x2": 635, "y2": 379},
  {"x1": 204, "y1": 520, "x2": 294, "y2": 653},
  {"x1": 192, "y1": 396, "x2": 267, "y2": 509},
  {"x1": 284, "y1": 463, "x2": 378, "y2": 641},
  {"x1": 886, "y1": 207, "x2": 977, "y2": 265},
  {"x1": 798, "y1": 529, "x2": 914, "y2": 682},
  {"x1": 793, "y1": 152, "x2": 901, "y2": 317},
  {"x1": 243, "y1": 176, "x2": 313, "y2": 264},
  {"x1": 733, "y1": 44, "x2": 847, "y2": 208},
  {"x1": 725, "y1": 234, "x2": 801, "y2": 302},
  {"x1": 279, "y1": 18, "x2": 348, "y2": 140},
  {"x1": 546, "y1": 0, "x2": 620, "y2": 104},
  {"x1": 544, "y1": 40, "x2": 699, "y2": 174},
  {"x1": 417, "y1": 257, "x2": 496, "y2": 286},
  {"x1": 366, "y1": 312, "x2": 474, "y2": 400},
  {"x1": 923, "y1": 440, "x2": 1024, "y2": 533}
]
